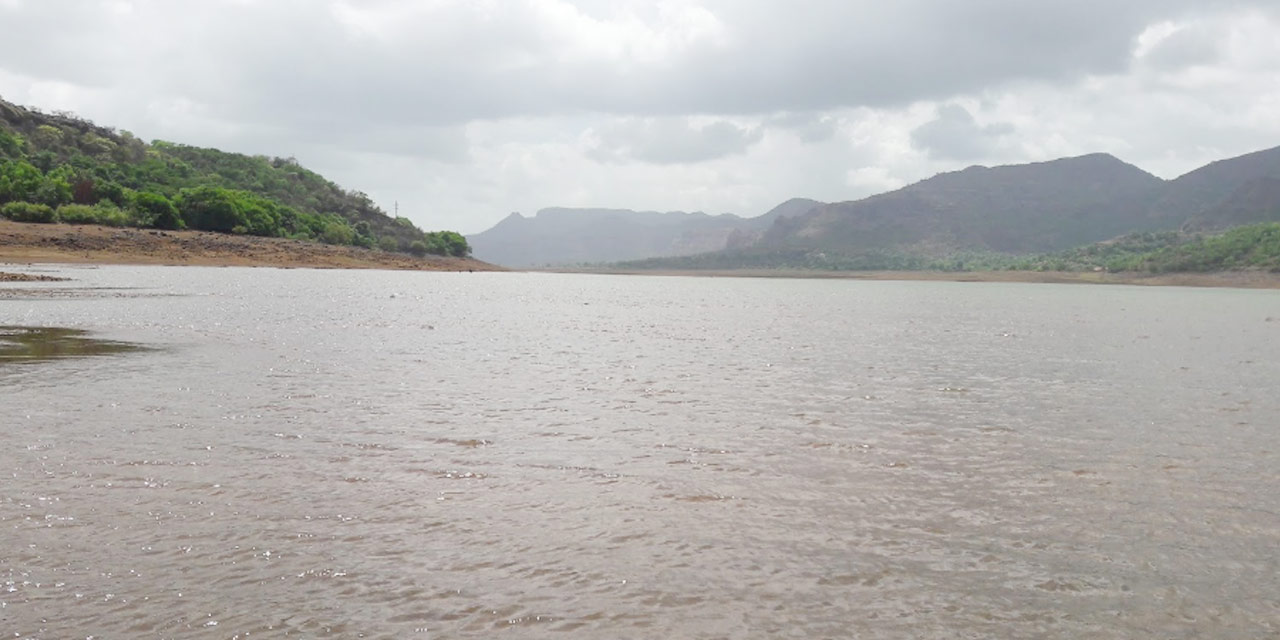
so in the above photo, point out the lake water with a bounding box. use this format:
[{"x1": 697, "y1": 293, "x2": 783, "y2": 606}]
[{"x1": 2, "y1": 265, "x2": 1278, "y2": 639}]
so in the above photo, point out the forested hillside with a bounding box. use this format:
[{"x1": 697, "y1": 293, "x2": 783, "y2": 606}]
[{"x1": 0, "y1": 98, "x2": 469, "y2": 257}]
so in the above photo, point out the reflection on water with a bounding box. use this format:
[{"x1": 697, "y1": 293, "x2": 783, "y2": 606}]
[{"x1": 0, "y1": 325, "x2": 150, "y2": 362}]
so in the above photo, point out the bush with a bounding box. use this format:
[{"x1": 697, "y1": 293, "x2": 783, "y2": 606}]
[
  {"x1": 55, "y1": 202, "x2": 132, "y2": 227},
  {"x1": 176, "y1": 185, "x2": 247, "y2": 233},
  {"x1": 1, "y1": 201, "x2": 55, "y2": 223},
  {"x1": 53, "y1": 203, "x2": 98, "y2": 224},
  {"x1": 320, "y1": 221, "x2": 354, "y2": 245},
  {"x1": 131, "y1": 191, "x2": 182, "y2": 229}
]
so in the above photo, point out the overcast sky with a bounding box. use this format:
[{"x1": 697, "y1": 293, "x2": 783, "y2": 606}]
[{"x1": 2, "y1": 1, "x2": 1278, "y2": 234}]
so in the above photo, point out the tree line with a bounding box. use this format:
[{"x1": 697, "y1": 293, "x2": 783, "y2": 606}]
[{"x1": 0, "y1": 105, "x2": 470, "y2": 258}]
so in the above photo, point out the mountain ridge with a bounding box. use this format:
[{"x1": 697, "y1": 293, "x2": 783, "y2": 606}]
[
  {"x1": 619, "y1": 145, "x2": 1280, "y2": 271},
  {"x1": 467, "y1": 200, "x2": 819, "y2": 267}
]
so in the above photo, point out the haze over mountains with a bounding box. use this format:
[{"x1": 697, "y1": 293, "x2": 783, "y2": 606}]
[
  {"x1": 468, "y1": 198, "x2": 819, "y2": 267},
  {"x1": 469, "y1": 145, "x2": 1280, "y2": 269}
]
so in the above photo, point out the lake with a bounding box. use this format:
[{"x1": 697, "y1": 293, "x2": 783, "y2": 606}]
[{"x1": 2, "y1": 265, "x2": 1278, "y2": 638}]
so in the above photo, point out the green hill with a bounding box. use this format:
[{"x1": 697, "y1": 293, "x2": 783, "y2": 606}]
[
  {"x1": 0, "y1": 98, "x2": 468, "y2": 257},
  {"x1": 1013, "y1": 223, "x2": 1280, "y2": 273},
  {"x1": 623, "y1": 145, "x2": 1280, "y2": 274}
]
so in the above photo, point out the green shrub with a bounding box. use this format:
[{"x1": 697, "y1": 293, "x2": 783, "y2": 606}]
[
  {"x1": 1, "y1": 201, "x2": 55, "y2": 223},
  {"x1": 320, "y1": 221, "x2": 355, "y2": 245},
  {"x1": 130, "y1": 191, "x2": 183, "y2": 229},
  {"x1": 55, "y1": 202, "x2": 132, "y2": 227},
  {"x1": 54, "y1": 203, "x2": 98, "y2": 224}
]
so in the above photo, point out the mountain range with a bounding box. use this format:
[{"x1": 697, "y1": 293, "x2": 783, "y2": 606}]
[
  {"x1": 469, "y1": 146, "x2": 1280, "y2": 269},
  {"x1": 467, "y1": 198, "x2": 818, "y2": 267}
]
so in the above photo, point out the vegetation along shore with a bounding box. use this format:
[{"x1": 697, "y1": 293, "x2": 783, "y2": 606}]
[{"x1": 0, "y1": 97, "x2": 490, "y2": 271}]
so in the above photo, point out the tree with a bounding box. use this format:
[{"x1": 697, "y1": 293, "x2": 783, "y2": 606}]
[
  {"x1": 34, "y1": 167, "x2": 73, "y2": 207},
  {"x1": 0, "y1": 129, "x2": 25, "y2": 158},
  {"x1": 437, "y1": 231, "x2": 471, "y2": 257},
  {"x1": 176, "y1": 185, "x2": 246, "y2": 232},
  {"x1": 0, "y1": 159, "x2": 43, "y2": 203},
  {"x1": 320, "y1": 221, "x2": 354, "y2": 245},
  {"x1": 132, "y1": 191, "x2": 182, "y2": 229}
]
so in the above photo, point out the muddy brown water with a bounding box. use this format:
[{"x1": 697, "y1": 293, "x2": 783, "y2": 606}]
[{"x1": 2, "y1": 265, "x2": 1278, "y2": 638}]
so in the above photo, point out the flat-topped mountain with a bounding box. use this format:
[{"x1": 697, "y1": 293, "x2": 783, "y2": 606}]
[{"x1": 468, "y1": 198, "x2": 820, "y2": 267}]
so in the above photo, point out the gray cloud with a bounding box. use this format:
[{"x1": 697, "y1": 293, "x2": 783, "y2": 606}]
[
  {"x1": 1, "y1": 1, "x2": 1278, "y2": 234},
  {"x1": 767, "y1": 112, "x2": 840, "y2": 144},
  {"x1": 0, "y1": 0, "x2": 1239, "y2": 126},
  {"x1": 586, "y1": 118, "x2": 763, "y2": 164},
  {"x1": 1139, "y1": 22, "x2": 1226, "y2": 71},
  {"x1": 912, "y1": 104, "x2": 1015, "y2": 161}
]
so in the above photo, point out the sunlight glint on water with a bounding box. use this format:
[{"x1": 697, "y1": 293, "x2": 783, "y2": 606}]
[{"x1": 2, "y1": 265, "x2": 1278, "y2": 638}]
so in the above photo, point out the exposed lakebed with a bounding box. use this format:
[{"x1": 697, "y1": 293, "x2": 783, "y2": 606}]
[{"x1": 0, "y1": 325, "x2": 152, "y2": 362}]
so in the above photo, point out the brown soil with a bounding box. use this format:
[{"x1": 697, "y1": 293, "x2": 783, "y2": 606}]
[
  {"x1": 548, "y1": 267, "x2": 1280, "y2": 289},
  {"x1": 0, "y1": 220, "x2": 500, "y2": 271}
]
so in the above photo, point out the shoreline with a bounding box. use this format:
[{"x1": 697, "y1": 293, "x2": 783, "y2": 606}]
[
  {"x1": 0, "y1": 220, "x2": 501, "y2": 272},
  {"x1": 537, "y1": 267, "x2": 1280, "y2": 289},
  {"x1": 4, "y1": 220, "x2": 1278, "y2": 288}
]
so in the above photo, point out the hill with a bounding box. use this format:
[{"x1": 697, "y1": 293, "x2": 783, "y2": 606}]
[
  {"x1": 761, "y1": 154, "x2": 1165, "y2": 255},
  {"x1": 0, "y1": 97, "x2": 470, "y2": 257},
  {"x1": 1184, "y1": 175, "x2": 1280, "y2": 231},
  {"x1": 624, "y1": 145, "x2": 1280, "y2": 271},
  {"x1": 1151, "y1": 146, "x2": 1280, "y2": 228},
  {"x1": 467, "y1": 198, "x2": 820, "y2": 267}
]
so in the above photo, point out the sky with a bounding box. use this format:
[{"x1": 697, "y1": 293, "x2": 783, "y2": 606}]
[{"x1": 2, "y1": 1, "x2": 1279, "y2": 235}]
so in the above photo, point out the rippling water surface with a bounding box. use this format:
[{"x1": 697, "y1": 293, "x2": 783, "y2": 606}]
[{"x1": 2, "y1": 265, "x2": 1278, "y2": 638}]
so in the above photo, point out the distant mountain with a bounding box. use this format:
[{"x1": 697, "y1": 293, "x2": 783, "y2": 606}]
[
  {"x1": 472, "y1": 144, "x2": 1280, "y2": 271},
  {"x1": 762, "y1": 154, "x2": 1165, "y2": 255},
  {"x1": 467, "y1": 199, "x2": 819, "y2": 267},
  {"x1": 625, "y1": 144, "x2": 1280, "y2": 271},
  {"x1": 1151, "y1": 146, "x2": 1280, "y2": 227}
]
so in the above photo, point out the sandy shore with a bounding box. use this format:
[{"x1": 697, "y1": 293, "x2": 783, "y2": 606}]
[
  {"x1": 546, "y1": 267, "x2": 1280, "y2": 289},
  {"x1": 0, "y1": 220, "x2": 500, "y2": 272}
]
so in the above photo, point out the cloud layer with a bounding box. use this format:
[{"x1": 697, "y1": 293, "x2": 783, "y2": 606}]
[{"x1": 2, "y1": 1, "x2": 1279, "y2": 233}]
